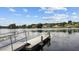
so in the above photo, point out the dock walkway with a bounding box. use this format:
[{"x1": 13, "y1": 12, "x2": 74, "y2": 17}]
[
  {"x1": 26, "y1": 33, "x2": 49, "y2": 50},
  {"x1": 0, "y1": 32, "x2": 50, "y2": 51}
]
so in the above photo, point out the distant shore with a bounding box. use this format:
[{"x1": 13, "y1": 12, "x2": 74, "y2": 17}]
[{"x1": 1, "y1": 28, "x2": 79, "y2": 30}]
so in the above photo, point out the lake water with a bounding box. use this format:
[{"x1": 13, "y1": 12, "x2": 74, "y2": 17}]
[
  {"x1": 38, "y1": 28, "x2": 79, "y2": 51},
  {"x1": 0, "y1": 28, "x2": 79, "y2": 51}
]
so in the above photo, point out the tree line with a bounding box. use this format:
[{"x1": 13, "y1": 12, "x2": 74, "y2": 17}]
[{"x1": 0, "y1": 20, "x2": 79, "y2": 29}]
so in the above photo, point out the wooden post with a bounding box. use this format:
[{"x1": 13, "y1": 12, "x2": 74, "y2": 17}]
[
  {"x1": 40, "y1": 36, "x2": 43, "y2": 46},
  {"x1": 41, "y1": 36, "x2": 43, "y2": 42},
  {"x1": 9, "y1": 35, "x2": 13, "y2": 51}
]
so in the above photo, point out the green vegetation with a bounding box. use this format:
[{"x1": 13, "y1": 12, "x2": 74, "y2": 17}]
[
  {"x1": 0, "y1": 20, "x2": 79, "y2": 29},
  {"x1": 8, "y1": 24, "x2": 17, "y2": 29}
]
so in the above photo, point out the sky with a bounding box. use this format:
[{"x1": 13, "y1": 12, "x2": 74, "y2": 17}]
[{"x1": 0, "y1": 7, "x2": 79, "y2": 26}]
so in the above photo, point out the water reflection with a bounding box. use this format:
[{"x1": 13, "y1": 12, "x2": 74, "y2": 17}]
[
  {"x1": 37, "y1": 38, "x2": 51, "y2": 51},
  {"x1": 67, "y1": 29, "x2": 73, "y2": 34},
  {"x1": 46, "y1": 39, "x2": 51, "y2": 47},
  {"x1": 36, "y1": 29, "x2": 79, "y2": 51},
  {"x1": 35, "y1": 29, "x2": 79, "y2": 34}
]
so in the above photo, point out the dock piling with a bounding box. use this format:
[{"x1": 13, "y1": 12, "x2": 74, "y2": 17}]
[
  {"x1": 40, "y1": 36, "x2": 43, "y2": 46},
  {"x1": 41, "y1": 36, "x2": 43, "y2": 42}
]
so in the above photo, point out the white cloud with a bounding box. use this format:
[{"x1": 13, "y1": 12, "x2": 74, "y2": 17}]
[
  {"x1": 23, "y1": 8, "x2": 28, "y2": 13},
  {"x1": 0, "y1": 17, "x2": 16, "y2": 25},
  {"x1": 41, "y1": 7, "x2": 67, "y2": 11},
  {"x1": 26, "y1": 15, "x2": 38, "y2": 18},
  {"x1": 44, "y1": 11, "x2": 53, "y2": 14},
  {"x1": 39, "y1": 7, "x2": 53, "y2": 13},
  {"x1": 9, "y1": 8, "x2": 16, "y2": 12},
  {"x1": 43, "y1": 14, "x2": 68, "y2": 20},
  {"x1": 70, "y1": 12, "x2": 79, "y2": 21},
  {"x1": 26, "y1": 15, "x2": 30, "y2": 17},
  {"x1": 14, "y1": 13, "x2": 22, "y2": 16},
  {"x1": 0, "y1": 17, "x2": 6, "y2": 20},
  {"x1": 54, "y1": 14, "x2": 68, "y2": 19},
  {"x1": 42, "y1": 14, "x2": 69, "y2": 22},
  {"x1": 42, "y1": 16, "x2": 53, "y2": 20},
  {"x1": 39, "y1": 7, "x2": 47, "y2": 11},
  {"x1": 70, "y1": 15, "x2": 79, "y2": 21},
  {"x1": 39, "y1": 7, "x2": 67, "y2": 14},
  {"x1": 34, "y1": 15, "x2": 38, "y2": 17},
  {"x1": 42, "y1": 13, "x2": 79, "y2": 22},
  {"x1": 72, "y1": 12, "x2": 77, "y2": 15},
  {"x1": 53, "y1": 7, "x2": 67, "y2": 11}
]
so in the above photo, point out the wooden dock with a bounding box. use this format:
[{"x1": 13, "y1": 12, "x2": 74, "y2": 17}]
[
  {"x1": 24, "y1": 33, "x2": 50, "y2": 50},
  {"x1": 0, "y1": 32, "x2": 50, "y2": 51}
]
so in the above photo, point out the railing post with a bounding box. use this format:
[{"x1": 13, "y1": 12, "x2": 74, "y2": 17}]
[
  {"x1": 28, "y1": 31, "x2": 29, "y2": 39},
  {"x1": 9, "y1": 35, "x2": 13, "y2": 51},
  {"x1": 24, "y1": 30, "x2": 27, "y2": 43},
  {"x1": 13, "y1": 31, "x2": 16, "y2": 42}
]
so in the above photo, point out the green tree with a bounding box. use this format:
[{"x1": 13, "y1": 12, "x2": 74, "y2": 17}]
[
  {"x1": 37, "y1": 23, "x2": 43, "y2": 28},
  {"x1": 68, "y1": 20, "x2": 72, "y2": 24},
  {"x1": 22, "y1": 24, "x2": 27, "y2": 28},
  {"x1": 27, "y1": 25, "x2": 32, "y2": 28},
  {"x1": 62, "y1": 22, "x2": 67, "y2": 27},
  {"x1": 8, "y1": 24, "x2": 16, "y2": 29}
]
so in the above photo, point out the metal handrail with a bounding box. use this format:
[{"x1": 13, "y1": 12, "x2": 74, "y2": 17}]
[
  {"x1": 0, "y1": 31, "x2": 49, "y2": 51},
  {"x1": 0, "y1": 31, "x2": 25, "y2": 41}
]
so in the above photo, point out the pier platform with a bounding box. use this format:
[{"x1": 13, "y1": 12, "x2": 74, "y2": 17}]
[{"x1": 0, "y1": 32, "x2": 50, "y2": 51}]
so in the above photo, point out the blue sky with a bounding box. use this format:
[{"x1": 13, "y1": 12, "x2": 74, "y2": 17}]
[{"x1": 0, "y1": 7, "x2": 79, "y2": 26}]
